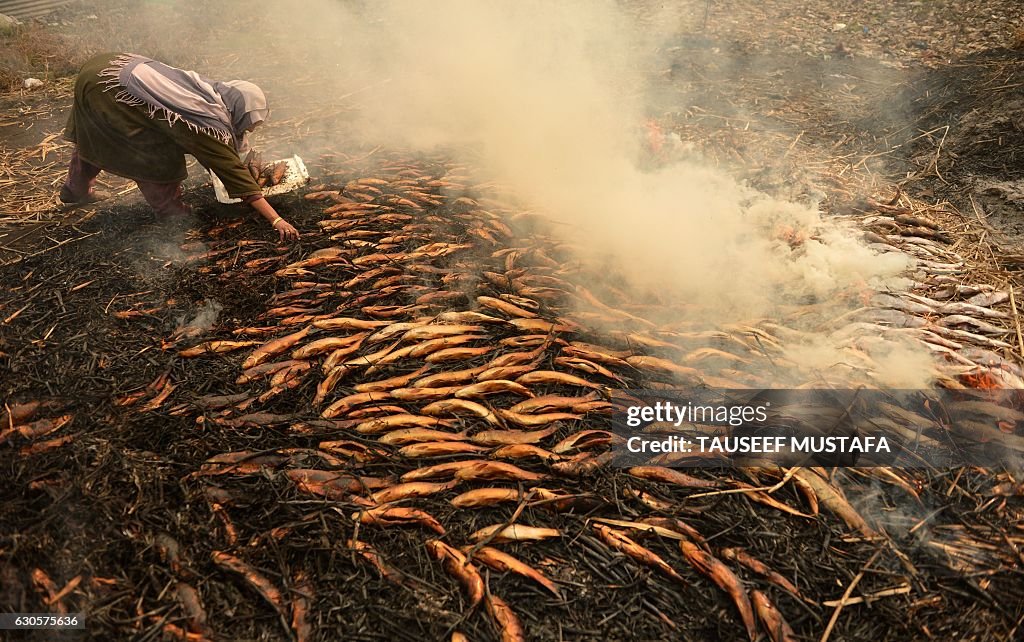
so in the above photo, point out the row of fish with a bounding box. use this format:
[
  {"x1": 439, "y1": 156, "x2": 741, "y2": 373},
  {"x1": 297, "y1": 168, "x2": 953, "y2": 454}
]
[
  {"x1": 149, "y1": 153, "x2": 1015, "y2": 639},
  {"x1": 162, "y1": 153, "x2": 862, "y2": 640}
]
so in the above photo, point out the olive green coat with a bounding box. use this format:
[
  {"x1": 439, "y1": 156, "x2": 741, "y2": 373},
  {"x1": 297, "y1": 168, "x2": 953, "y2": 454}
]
[{"x1": 64, "y1": 53, "x2": 262, "y2": 199}]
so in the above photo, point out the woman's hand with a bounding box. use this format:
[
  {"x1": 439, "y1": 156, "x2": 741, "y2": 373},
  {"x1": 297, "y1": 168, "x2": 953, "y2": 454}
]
[
  {"x1": 250, "y1": 196, "x2": 300, "y2": 243},
  {"x1": 272, "y1": 217, "x2": 300, "y2": 242}
]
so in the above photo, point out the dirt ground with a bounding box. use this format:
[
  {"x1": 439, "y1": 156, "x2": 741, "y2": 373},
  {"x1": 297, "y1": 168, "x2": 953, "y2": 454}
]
[{"x1": 2, "y1": 1, "x2": 1024, "y2": 641}]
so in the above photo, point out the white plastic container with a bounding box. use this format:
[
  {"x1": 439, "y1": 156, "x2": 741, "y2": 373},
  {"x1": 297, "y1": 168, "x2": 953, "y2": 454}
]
[{"x1": 210, "y1": 154, "x2": 309, "y2": 204}]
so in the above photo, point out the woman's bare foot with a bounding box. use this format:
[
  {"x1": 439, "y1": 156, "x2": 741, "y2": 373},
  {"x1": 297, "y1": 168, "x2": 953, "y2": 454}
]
[{"x1": 59, "y1": 186, "x2": 111, "y2": 205}]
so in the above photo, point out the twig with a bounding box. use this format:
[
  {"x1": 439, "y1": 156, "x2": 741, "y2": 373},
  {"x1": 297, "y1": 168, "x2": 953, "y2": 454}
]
[
  {"x1": 463, "y1": 488, "x2": 535, "y2": 560},
  {"x1": 686, "y1": 468, "x2": 797, "y2": 500},
  {"x1": 909, "y1": 506, "x2": 947, "y2": 535},
  {"x1": 3, "y1": 303, "x2": 29, "y2": 324},
  {"x1": 968, "y1": 195, "x2": 1001, "y2": 266},
  {"x1": 820, "y1": 548, "x2": 883, "y2": 642},
  {"x1": 1008, "y1": 285, "x2": 1024, "y2": 365},
  {"x1": 1007, "y1": 611, "x2": 1024, "y2": 642},
  {"x1": 782, "y1": 131, "x2": 804, "y2": 159},
  {"x1": 932, "y1": 125, "x2": 949, "y2": 184},
  {"x1": 822, "y1": 584, "x2": 911, "y2": 607},
  {"x1": 0, "y1": 230, "x2": 100, "y2": 267},
  {"x1": 45, "y1": 575, "x2": 82, "y2": 605},
  {"x1": 334, "y1": 78, "x2": 392, "y2": 103},
  {"x1": 348, "y1": 145, "x2": 382, "y2": 164}
]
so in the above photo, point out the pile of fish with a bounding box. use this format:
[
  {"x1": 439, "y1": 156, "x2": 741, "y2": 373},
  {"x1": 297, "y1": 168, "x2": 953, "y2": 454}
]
[
  {"x1": 149, "y1": 152, "x2": 1022, "y2": 641},
  {"x1": 244, "y1": 150, "x2": 290, "y2": 188},
  {"x1": 846, "y1": 199, "x2": 1024, "y2": 389}
]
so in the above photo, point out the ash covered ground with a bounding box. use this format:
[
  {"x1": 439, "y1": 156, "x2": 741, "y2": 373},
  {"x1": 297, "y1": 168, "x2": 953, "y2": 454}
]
[{"x1": 2, "y1": 1, "x2": 1024, "y2": 641}]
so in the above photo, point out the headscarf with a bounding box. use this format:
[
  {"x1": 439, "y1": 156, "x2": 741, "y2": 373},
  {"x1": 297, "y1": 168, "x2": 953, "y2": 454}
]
[{"x1": 99, "y1": 53, "x2": 269, "y2": 152}]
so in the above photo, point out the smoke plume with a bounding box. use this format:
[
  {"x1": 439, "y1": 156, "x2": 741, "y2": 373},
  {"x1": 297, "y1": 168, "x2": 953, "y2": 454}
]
[{"x1": 83, "y1": 0, "x2": 931, "y2": 386}]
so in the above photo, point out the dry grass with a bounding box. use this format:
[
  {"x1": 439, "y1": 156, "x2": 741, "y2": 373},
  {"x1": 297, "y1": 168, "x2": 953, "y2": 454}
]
[
  {"x1": 0, "y1": 22, "x2": 81, "y2": 92},
  {"x1": 1011, "y1": 27, "x2": 1024, "y2": 50}
]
